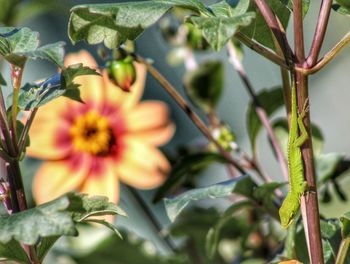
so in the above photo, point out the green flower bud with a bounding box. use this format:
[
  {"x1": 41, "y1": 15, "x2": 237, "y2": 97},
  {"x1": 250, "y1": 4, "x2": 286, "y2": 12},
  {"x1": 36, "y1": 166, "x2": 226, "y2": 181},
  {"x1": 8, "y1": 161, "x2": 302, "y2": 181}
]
[{"x1": 106, "y1": 56, "x2": 136, "y2": 92}]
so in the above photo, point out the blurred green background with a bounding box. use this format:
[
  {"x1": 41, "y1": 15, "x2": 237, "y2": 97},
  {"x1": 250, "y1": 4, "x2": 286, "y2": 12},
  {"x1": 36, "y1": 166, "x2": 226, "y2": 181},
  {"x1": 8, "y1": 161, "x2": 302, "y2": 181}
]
[{"x1": 1, "y1": 0, "x2": 350, "y2": 262}]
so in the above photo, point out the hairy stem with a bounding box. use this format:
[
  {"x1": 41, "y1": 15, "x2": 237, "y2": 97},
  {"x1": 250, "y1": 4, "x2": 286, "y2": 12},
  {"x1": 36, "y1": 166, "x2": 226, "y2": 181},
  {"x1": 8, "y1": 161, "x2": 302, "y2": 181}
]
[
  {"x1": 126, "y1": 186, "x2": 176, "y2": 253},
  {"x1": 10, "y1": 65, "x2": 23, "y2": 148},
  {"x1": 335, "y1": 237, "x2": 350, "y2": 264},
  {"x1": 293, "y1": 1, "x2": 324, "y2": 263},
  {"x1": 306, "y1": 0, "x2": 333, "y2": 67},
  {"x1": 135, "y1": 54, "x2": 245, "y2": 175},
  {"x1": 19, "y1": 108, "x2": 38, "y2": 153},
  {"x1": 235, "y1": 32, "x2": 289, "y2": 69},
  {"x1": 253, "y1": 0, "x2": 293, "y2": 64},
  {"x1": 227, "y1": 41, "x2": 288, "y2": 182}
]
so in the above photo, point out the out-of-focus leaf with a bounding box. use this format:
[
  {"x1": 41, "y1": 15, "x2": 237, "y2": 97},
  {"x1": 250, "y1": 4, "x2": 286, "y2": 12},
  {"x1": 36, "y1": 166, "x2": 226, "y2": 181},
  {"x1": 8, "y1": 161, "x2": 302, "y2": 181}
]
[
  {"x1": 333, "y1": 0, "x2": 350, "y2": 16},
  {"x1": 9, "y1": 64, "x2": 99, "y2": 110},
  {"x1": 340, "y1": 212, "x2": 350, "y2": 238},
  {"x1": 317, "y1": 153, "x2": 344, "y2": 184},
  {"x1": 183, "y1": 61, "x2": 224, "y2": 112},
  {"x1": 253, "y1": 182, "x2": 283, "y2": 217},
  {"x1": 68, "y1": 1, "x2": 212, "y2": 49},
  {"x1": 189, "y1": 1, "x2": 255, "y2": 51},
  {"x1": 36, "y1": 236, "x2": 60, "y2": 262},
  {"x1": 206, "y1": 200, "x2": 252, "y2": 258},
  {"x1": 320, "y1": 219, "x2": 342, "y2": 264},
  {"x1": 0, "y1": 192, "x2": 125, "y2": 245},
  {"x1": 240, "y1": 0, "x2": 290, "y2": 50},
  {"x1": 0, "y1": 239, "x2": 30, "y2": 263},
  {"x1": 164, "y1": 175, "x2": 254, "y2": 222},
  {"x1": 13, "y1": 0, "x2": 67, "y2": 25},
  {"x1": 72, "y1": 232, "x2": 187, "y2": 264},
  {"x1": 247, "y1": 86, "x2": 284, "y2": 153},
  {"x1": 0, "y1": 27, "x2": 64, "y2": 67},
  {"x1": 154, "y1": 152, "x2": 231, "y2": 202},
  {"x1": 280, "y1": 0, "x2": 310, "y2": 17},
  {"x1": 272, "y1": 118, "x2": 324, "y2": 158},
  {"x1": 0, "y1": 73, "x2": 6, "y2": 86}
]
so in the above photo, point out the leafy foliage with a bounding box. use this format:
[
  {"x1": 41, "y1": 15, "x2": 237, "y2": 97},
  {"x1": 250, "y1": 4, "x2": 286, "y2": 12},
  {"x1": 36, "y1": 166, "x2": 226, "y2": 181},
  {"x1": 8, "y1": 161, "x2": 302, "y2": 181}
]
[
  {"x1": 188, "y1": 0, "x2": 255, "y2": 51},
  {"x1": 154, "y1": 152, "x2": 231, "y2": 203},
  {"x1": 68, "y1": 0, "x2": 254, "y2": 51},
  {"x1": 8, "y1": 63, "x2": 99, "y2": 110},
  {"x1": 240, "y1": 0, "x2": 291, "y2": 49},
  {"x1": 333, "y1": 0, "x2": 350, "y2": 16},
  {"x1": 247, "y1": 86, "x2": 284, "y2": 153},
  {"x1": 183, "y1": 60, "x2": 224, "y2": 112},
  {"x1": 0, "y1": 27, "x2": 64, "y2": 67},
  {"x1": 0, "y1": 192, "x2": 126, "y2": 262},
  {"x1": 0, "y1": 239, "x2": 30, "y2": 264},
  {"x1": 72, "y1": 231, "x2": 187, "y2": 264},
  {"x1": 164, "y1": 175, "x2": 254, "y2": 222}
]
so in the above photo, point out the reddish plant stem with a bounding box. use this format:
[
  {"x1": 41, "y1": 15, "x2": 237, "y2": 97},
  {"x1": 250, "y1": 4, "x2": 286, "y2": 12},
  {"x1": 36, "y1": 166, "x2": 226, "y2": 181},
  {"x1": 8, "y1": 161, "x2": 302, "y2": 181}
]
[
  {"x1": 135, "y1": 55, "x2": 245, "y2": 175},
  {"x1": 227, "y1": 42, "x2": 288, "y2": 183},
  {"x1": 253, "y1": 0, "x2": 293, "y2": 64},
  {"x1": 293, "y1": 1, "x2": 324, "y2": 263},
  {"x1": 306, "y1": 0, "x2": 333, "y2": 67}
]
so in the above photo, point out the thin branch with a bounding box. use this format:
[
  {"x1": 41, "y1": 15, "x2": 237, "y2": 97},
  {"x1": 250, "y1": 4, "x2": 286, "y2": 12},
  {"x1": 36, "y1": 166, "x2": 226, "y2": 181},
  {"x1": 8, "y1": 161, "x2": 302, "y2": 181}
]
[
  {"x1": 253, "y1": 0, "x2": 294, "y2": 64},
  {"x1": 126, "y1": 186, "x2": 176, "y2": 253},
  {"x1": 335, "y1": 237, "x2": 350, "y2": 264},
  {"x1": 306, "y1": 0, "x2": 333, "y2": 67},
  {"x1": 0, "y1": 148, "x2": 14, "y2": 162},
  {"x1": 227, "y1": 41, "x2": 289, "y2": 182},
  {"x1": 235, "y1": 32, "x2": 289, "y2": 69},
  {"x1": 298, "y1": 31, "x2": 350, "y2": 75},
  {"x1": 18, "y1": 108, "x2": 38, "y2": 154},
  {"x1": 134, "y1": 54, "x2": 246, "y2": 175}
]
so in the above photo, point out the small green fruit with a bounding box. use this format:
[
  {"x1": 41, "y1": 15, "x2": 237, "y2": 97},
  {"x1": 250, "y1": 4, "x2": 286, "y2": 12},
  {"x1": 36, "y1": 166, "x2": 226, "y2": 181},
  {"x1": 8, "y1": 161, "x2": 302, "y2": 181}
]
[{"x1": 106, "y1": 57, "x2": 136, "y2": 92}]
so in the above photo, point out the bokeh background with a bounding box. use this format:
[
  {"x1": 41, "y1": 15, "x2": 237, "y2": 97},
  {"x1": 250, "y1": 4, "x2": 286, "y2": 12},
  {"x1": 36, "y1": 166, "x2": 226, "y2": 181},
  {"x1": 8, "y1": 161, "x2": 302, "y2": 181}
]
[{"x1": 1, "y1": 0, "x2": 350, "y2": 262}]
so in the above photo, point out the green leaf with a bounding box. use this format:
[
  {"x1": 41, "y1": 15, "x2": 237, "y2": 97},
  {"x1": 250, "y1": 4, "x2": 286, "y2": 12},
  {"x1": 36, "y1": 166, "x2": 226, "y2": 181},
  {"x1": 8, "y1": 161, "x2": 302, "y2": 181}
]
[
  {"x1": 72, "y1": 231, "x2": 186, "y2": 264},
  {"x1": 205, "y1": 200, "x2": 252, "y2": 258},
  {"x1": 0, "y1": 239, "x2": 30, "y2": 263},
  {"x1": 67, "y1": 192, "x2": 127, "y2": 222},
  {"x1": 0, "y1": 27, "x2": 65, "y2": 67},
  {"x1": 25, "y1": 41, "x2": 65, "y2": 68},
  {"x1": 336, "y1": 0, "x2": 350, "y2": 8},
  {"x1": 340, "y1": 212, "x2": 350, "y2": 238},
  {"x1": 10, "y1": 64, "x2": 99, "y2": 111},
  {"x1": 240, "y1": 0, "x2": 290, "y2": 50},
  {"x1": 247, "y1": 86, "x2": 284, "y2": 153},
  {"x1": 68, "y1": 1, "x2": 211, "y2": 49},
  {"x1": 0, "y1": 192, "x2": 126, "y2": 245},
  {"x1": 0, "y1": 73, "x2": 6, "y2": 86},
  {"x1": 333, "y1": 3, "x2": 350, "y2": 16},
  {"x1": 85, "y1": 219, "x2": 122, "y2": 238},
  {"x1": 154, "y1": 152, "x2": 231, "y2": 202},
  {"x1": 164, "y1": 175, "x2": 254, "y2": 222},
  {"x1": 183, "y1": 61, "x2": 224, "y2": 112},
  {"x1": 36, "y1": 236, "x2": 60, "y2": 262},
  {"x1": 189, "y1": 12, "x2": 255, "y2": 51},
  {"x1": 0, "y1": 194, "x2": 77, "y2": 245}
]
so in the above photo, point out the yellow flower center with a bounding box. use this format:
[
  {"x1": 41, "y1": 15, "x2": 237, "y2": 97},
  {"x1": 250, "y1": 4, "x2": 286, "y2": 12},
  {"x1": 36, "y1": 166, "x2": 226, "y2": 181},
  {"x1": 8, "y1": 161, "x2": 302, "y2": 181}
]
[{"x1": 70, "y1": 110, "x2": 113, "y2": 155}]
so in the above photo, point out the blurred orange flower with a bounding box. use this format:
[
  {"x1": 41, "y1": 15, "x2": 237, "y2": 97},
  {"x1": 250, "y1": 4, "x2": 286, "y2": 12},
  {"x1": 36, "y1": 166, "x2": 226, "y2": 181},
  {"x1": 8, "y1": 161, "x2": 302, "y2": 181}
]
[{"x1": 27, "y1": 50, "x2": 175, "y2": 205}]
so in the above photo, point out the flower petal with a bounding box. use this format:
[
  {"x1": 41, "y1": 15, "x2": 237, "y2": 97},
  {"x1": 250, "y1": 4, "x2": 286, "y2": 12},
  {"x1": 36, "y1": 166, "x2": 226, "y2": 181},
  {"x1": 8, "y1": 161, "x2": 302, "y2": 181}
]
[
  {"x1": 130, "y1": 122, "x2": 175, "y2": 146},
  {"x1": 117, "y1": 160, "x2": 166, "y2": 189},
  {"x1": 80, "y1": 159, "x2": 120, "y2": 204},
  {"x1": 64, "y1": 50, "x2": 104, "y2": 105},
  {"x1": 125, "y1": 101, "x2": 171, "y2": 132},
  {"x1": 27, "y1": 102, "x2": 72, "y2": 160},
  {"x1": 102, "y1": 62, "x2": 146, "y2": 109},
  {"x1": 33, "y1": 154, "x2": 90, "y2": 204},
  {"x1": 121, "y1": 138, "x2": 170, "y2": 173}
]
